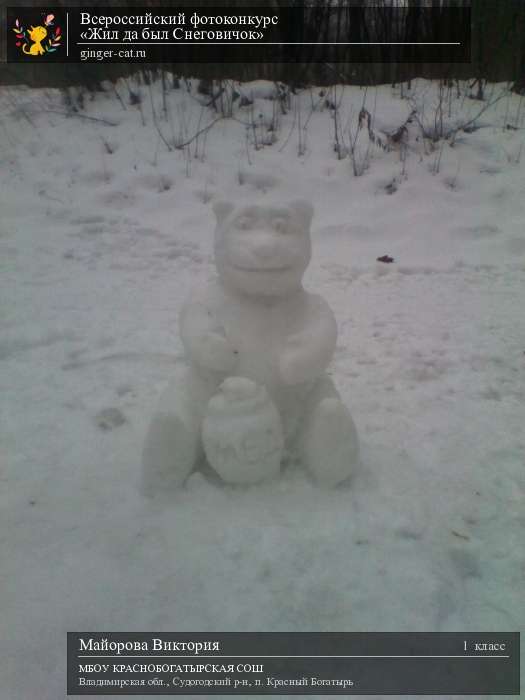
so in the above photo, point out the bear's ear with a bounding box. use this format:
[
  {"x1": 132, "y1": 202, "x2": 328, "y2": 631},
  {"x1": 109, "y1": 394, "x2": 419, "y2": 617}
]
[
  {"x1": 213, "y1": 200, "x2": 234, "y2": 225},
  {"x1": 289, "y1": 200, "x2": 314, "y2": 230}
]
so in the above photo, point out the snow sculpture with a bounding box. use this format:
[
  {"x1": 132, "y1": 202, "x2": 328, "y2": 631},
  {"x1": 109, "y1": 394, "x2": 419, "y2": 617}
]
[{"x1": 142, "y1": 199, "x2": 359, "y2": 489}]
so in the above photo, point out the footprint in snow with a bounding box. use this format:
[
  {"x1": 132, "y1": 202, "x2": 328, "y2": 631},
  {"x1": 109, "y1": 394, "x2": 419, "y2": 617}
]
[{"x1": 94, "y1": 407, "x2": 127, "y2": 431}]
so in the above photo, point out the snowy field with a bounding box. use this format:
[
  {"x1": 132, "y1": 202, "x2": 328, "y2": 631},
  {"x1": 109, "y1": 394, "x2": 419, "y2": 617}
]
[{"x1": 1, "y1": 77, "x2": 524, "y2": 699}]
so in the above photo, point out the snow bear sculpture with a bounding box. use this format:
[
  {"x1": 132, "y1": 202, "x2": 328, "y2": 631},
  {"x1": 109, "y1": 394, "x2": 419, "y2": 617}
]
[{"x1": 142, "y1": 199, "x2": 359, "y2": 489}]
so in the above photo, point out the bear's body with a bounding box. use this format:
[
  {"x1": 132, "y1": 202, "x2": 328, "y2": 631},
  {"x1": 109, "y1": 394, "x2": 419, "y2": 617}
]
[
  {"x1": 143, "y1": 200, "x2": 359, "y2": 489},
  {"x1": 181, "y1": 279, "x2": 336, "y2": 440}
]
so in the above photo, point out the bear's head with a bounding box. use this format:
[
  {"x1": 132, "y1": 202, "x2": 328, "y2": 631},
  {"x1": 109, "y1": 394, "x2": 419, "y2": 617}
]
[{"x1": 213, "y1": 200, "x2": 313, "y2": 298}]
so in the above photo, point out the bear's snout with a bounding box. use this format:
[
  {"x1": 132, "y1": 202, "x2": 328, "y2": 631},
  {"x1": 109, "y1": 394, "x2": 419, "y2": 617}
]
[{"x1": 253, "y1": 234, "x2": 281, "y2": 261}]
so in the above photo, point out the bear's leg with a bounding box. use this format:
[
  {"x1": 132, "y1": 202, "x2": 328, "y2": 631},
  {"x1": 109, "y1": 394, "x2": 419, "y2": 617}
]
[
  {"x1": 298, "y1": 376, "x2": 359, "y2": 486},
  {"x1": 142, "y1": 369, "x2": 212, "y2": 493}
]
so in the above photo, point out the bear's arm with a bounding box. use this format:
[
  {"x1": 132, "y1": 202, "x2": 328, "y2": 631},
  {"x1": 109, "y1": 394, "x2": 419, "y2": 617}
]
[
  {"x1": 280, "y1": 294, "x2": 338, "y2": 385},
  {"x1": 179, "y1": 294, "x2": 238, "y2": 374}
]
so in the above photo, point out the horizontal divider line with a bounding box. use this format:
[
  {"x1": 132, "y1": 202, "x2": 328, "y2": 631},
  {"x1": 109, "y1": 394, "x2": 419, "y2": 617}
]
[
  {"x1": 76, "y1": 654, "x2": 510, "y2": 659},
  {"x1": 75, "y1": 42, "x2": 462, "y2": 46}
]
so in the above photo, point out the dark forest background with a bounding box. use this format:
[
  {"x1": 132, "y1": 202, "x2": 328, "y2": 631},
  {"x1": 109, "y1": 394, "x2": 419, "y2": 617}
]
[{"x1": 1, "y1": 1, "x2": 524, "y2": 92}]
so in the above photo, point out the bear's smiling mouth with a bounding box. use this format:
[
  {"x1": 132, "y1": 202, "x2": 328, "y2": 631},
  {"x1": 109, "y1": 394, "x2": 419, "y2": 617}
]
[{"x1": 232, "y1": 264, "x2": 291, "y2": 272}]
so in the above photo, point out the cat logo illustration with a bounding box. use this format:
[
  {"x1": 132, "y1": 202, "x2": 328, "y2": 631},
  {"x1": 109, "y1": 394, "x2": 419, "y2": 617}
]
[{"x1": 12, "y1": 14, "x2": 61, "y2": 56}]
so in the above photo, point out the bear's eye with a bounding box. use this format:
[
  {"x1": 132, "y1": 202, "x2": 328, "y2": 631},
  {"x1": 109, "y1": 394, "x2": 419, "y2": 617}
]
[
  {"x1": 236, "y1": 216, "x2": 252, "y2": 230},
  {"x1": 273, "y1": 218, "x2": 287, "y2": 233}
]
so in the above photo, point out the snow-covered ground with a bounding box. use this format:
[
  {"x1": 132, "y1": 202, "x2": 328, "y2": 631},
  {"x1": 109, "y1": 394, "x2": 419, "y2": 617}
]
[{"x1": 1, "y1": 77, "x2": 524, "y2": 699}]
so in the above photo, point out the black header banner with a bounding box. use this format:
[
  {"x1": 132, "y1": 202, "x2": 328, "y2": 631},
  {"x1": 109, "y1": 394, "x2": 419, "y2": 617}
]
[
  {"x1": 6, "y1": 6, "x2": 471, "y2": 64},
  {"x1": 67, "y1": 632, "x2": 519, "y2": 695}
]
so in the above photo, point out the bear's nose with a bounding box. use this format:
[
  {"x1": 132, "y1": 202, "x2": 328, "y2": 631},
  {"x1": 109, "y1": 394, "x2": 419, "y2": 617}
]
[{"x1": 253, "y1": 236, "x2": 279, "y2": 259}]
